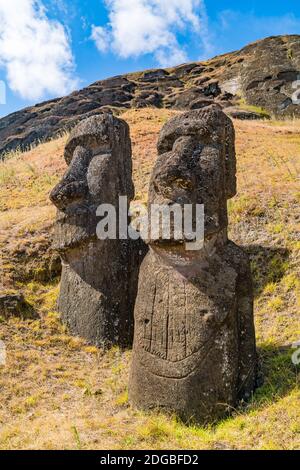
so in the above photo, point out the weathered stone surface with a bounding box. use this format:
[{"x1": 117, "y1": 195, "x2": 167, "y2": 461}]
[
  {"x1": 129, "y1": 106, "x2": 257, "y2": 424},
  {"x1": 138, "y1": 69, "x2": 169, "y2": 82},
  {"x1": 240, "y1": 36, "x2": 300, "y2": 118},
  {"x1": 131, "y1": 91, "x2": 163, "y2": 109},
  {"x1": 50, "y1": 114, "x2": 145, "y2": 348},
  {"x1": 165, "y1": 85, "x2": 220, "y2": 110},
  {"x1": 189, "y1": 98, "x2": 220, "y2": 110},
  {"x1": 0, "y1": 35, "x2": 299, "y2": 157}
]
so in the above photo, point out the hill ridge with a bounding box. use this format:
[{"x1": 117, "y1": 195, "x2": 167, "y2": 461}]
[{"x1": 0, "y1": 34, "x2": 300, "y2": 157}]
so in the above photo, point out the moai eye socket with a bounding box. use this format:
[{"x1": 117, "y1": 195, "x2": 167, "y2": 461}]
[{"x1": 90, "y1": 144, "x2": 112, "y2": 157}]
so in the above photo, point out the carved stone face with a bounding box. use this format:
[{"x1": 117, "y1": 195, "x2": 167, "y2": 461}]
[
  {"x1": 50, "y1": 114, "x2": 134, "y2": 252},
  {"x1": 148, "y1": 106, "x2": 236, "y2": 246}
]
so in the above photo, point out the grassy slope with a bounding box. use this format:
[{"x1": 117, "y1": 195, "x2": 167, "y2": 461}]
[{"x1": 0, "y1": 109, "x2": 299, "y2": 450}]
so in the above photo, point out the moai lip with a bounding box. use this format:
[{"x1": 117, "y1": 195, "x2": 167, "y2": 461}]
[
  {"x1": 50, "y1": 114, "x2": 145, "y2": 349},
  {"x1": 129, "y1": 105, "x2": 258, "y2": 424}
]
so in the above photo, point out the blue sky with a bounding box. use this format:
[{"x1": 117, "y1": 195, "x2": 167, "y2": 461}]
[{"x1": 0, "y1": 0, "x2": 299, "y2": 117}]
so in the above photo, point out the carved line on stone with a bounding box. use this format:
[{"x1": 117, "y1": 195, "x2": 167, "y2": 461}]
[
  {"x1": 137, "y1": 303, "x2": 233, "y2": 380},
  {"x1": 136, "y1": 330, "x2": 219, "y2": 380},
  {"x1": 139, "y1": 272, "x2": 233, "y2": 366},
  {"x1": 165, "y1": 273, "x2": 170, "y2": 360},
  {"x1": 184, "y1": 280, "x2": 187, "y2": 359}
]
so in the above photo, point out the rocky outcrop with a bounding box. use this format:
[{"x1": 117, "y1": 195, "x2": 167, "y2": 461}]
[
  {"x1": 50, "y1": 114, "x2": 145, "y2": 348},
  {"x1": 0, "y1": 35, "x2": 299, "y2": 157},
  {"x1": 226, "y1": 107, "x2": 271, "y2": 120},
  {"x1": 129, "y1": 106, "x2": 257, "y2": 424}
]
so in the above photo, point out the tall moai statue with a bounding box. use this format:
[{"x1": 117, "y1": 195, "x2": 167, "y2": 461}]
[
  {"x1": 50, "y1": 114, "x2": 143, "y2": 348},
  {"x1": 129, "y1": 106, "x2": 257, "y2": 424}
]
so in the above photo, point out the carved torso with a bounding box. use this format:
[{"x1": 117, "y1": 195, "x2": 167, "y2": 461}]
[{"x1": 135, "y1": 248, "x2": 237, "y2": 378}]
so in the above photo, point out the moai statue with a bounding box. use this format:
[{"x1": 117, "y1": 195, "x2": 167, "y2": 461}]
[
  {"x1": 50, "y1": 114, "x2": 143, "y2": 348},
  {"x1": 129, "y1": 106, "x2": 257, "y2": 424}
]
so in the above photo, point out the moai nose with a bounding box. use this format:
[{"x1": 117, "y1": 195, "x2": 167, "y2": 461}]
[{"x1": 50, "y1": 146, "x2": 90, "y2": 210}]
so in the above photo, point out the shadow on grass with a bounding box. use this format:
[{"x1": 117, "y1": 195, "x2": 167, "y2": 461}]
[
  {"x1": 251, "y1": 342, "x2": 298, "y2": 407},
  {"x1": 245, "y1": 245, "x2": 290, "y2": 297}
]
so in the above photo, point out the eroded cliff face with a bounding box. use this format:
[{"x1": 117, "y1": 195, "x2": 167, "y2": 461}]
[{"x1": 0, "y1": 35, "x2": 299, "y2": 157}]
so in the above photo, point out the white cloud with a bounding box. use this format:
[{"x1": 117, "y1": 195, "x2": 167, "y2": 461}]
[
  {"x1": 0, "y1": 0, "x2": 78, "y2": 100},
  {"x1": 92, "y1": 0, "x2": 212, "y2": 67},
  {"x1": 91, "y1": 25, "x2": 110, "y2": 53}
]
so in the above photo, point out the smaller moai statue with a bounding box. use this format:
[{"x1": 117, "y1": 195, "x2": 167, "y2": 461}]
[
  {"x1": 129, "y1": 106, "x2": 257, "y2": 424},
  {"x1": 50, "y1": 114, "x2": 143, "y2": 348}
]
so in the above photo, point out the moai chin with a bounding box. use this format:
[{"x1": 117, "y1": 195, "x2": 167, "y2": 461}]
[
  {"x1": 129, "y1": 106, "x2": 257, "y2": 424},
  {"x1": 50, "y1": 114, "x2": 142, "y2": 348}
]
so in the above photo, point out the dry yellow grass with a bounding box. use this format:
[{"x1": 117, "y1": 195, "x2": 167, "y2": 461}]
[{"x1": 0, "y1": 108, "x2": 299, "y2": 450}]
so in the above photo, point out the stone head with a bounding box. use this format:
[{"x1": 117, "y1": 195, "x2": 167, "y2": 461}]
[
  {"x1": 50, "y1": 113, "x2": 134, "y2": 252},
  {"x1": 148, "y1": 106, "x2": 236, "y2": 249}
]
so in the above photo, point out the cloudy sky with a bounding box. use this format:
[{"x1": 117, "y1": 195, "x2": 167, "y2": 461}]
[{"x1": 0, "y1": 0, "x2": 300, "y2": 116}]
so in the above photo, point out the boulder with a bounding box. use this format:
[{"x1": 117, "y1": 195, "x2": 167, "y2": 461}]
[
  {"x1": 132, "y1": 91, "x2": 163, "y2": 109},
  {"x1": 0, "y1": 292, "x2": 35, "y2": 319}
]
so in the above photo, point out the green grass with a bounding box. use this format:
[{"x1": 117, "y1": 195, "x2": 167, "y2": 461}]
[{"x1": 238, "y1": 98, "x2": 271, "y2": 119}]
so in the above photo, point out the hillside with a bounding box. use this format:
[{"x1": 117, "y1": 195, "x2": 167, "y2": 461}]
[
  {"x1": 0, "y1": 35, "x2": 300, "y2": 157},
  {"x1": 0, "y1": 109, "x2": 299, "y2": 450}
]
